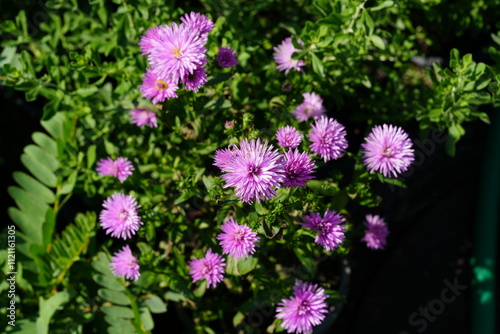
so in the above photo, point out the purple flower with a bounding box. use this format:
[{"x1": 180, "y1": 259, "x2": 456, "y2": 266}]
[
  {"x1": 309, "y1": 116, "x2": 348, "y2": 162},
  {"x1": 140, "y1": 23, "x2": 207, "y2": 83},
  {"x1": 224, "y1": 120, "x2": 234, "y2": 129},
  {"x1": 283, "y1": 149, "x2": 315, "y2": 188},
  {"x1": 181, "y1": 64, "x2": 207, "y2": 92},
  {"x1": 188, "y1": 248, "x2": 226, "y2": 288},
  {"x1": 99, "y1": 193, "x2": 143, "y2": 239},
  {"x1": 291, "y1": 92, "x2": 326, "y2": 122},
  {"x1": 216, "y1": 46, "x2": 239, "y2": 68},
  {"x1": 300, "y1": 210, "x2": 346, "y2": 251},
  {"x1": 130, "y1": 108, "x2": 158, "y2": 128},
  {"x1": 180, "y1": 12, "x2": 214, "y2": 38},
  {"x1": 216, "y1": 217, "x2": 259, "y2": 259},
  {"x1": 96, "y1": 157, "x2": 116, "y2": 177},
  {"x1": 361, "y1": 214, "x2": 389, "y2": 250},
  {"x1": 276, "y1": 280, "x2": 329, "y2": 334},
  {"x1": 96, "y1": 157, "x2": 134, "y2": 183},
  {"x1": 110, "y1": 245, "x2": 140, "y2": 281},
  {"x1": 276, "y1": 126, "x2": 302, "y2": 149},
  {"x1": 273, "y1": 37, "x2": 306, "y2": 75},
  {"x1": 139, "y1": 68, "x2": 178, "y2": 104},
  {"x1": 216, "y1": 138, "x2": 285, "y2": 203},
  {"x1": 361, "y1": 124, "x2": 414, "y2": 178}
]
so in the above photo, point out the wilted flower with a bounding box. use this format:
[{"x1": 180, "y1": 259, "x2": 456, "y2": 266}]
[
  {"x1": 309, "y1": 116, "x2": 348, "y2": 162},
  {"x1": 217, "y1": 216, "x2": 259, "y2": 259},
  {"x1": 110, "y1": 245, "x2": 140, "y2": 281},
  {"x1": 276, "y1": 280, "x2": 329, "y2": 334},
  {"x1": 99, "y1": 193, "x2": 143, "y2": 239},
  {"x1": 361, "y1": 214, "x2": 389, "y2": 250},
  {"x1": 273, "y1": 37, "x2": 306, "y2": 75},
  {"x1": 361, "y1": 124, "x2": 414, "y2": 178},
  {"x1": 188, "y1": 248, "x2": 226, "y2": 288}
]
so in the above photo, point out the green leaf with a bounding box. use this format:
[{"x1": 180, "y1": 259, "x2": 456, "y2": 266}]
[
  {"x1": 20, "y1": 153, "x2": 57, "y2": 188},
  {"x1": 139, "y1": 306, "x2": 154, "y2": 330},
  {"x1": 58, "y1": 170, "x2": 78, "y2": 195},
  {"x1": 41, "y1": 112, "x2": 66, "y2": 139},
  {"x1": 449, "y1": 48, "x2": 460, "y2": 69},
  {"x1": 226, "y1": 256, "x2": 258, "y2": 276},
  {"x1": 24, "y1": 144, "x2": 59, "y2": 171},
  {"x1": 368, "y1": 1, "x2": 395, "y2": 11},
  {"x1": 369, "y1": 35, "x2": 385, "y2": 50},
  {"x1": 42, "y1": 207, "x2": 56, "y2": 247},
  {"x1": 8, "y1": 207, "x2": 43, "y2": 244},
  {"x1": 75, "y1": 86, "x2": 99, "y2": 97},
  {"x1": 98, "y1": 289, "x2": 130, "y2": 305},
  {"x1": 32, "y1": 132, "x2": 58, "y2": 157},
  {"x1": 206, "y1": 73, "x2": 232, "y2": 86},
  {"x1": 143, "y1": 295, "x2": 167, "y2": 314},
  {"x1": 87, "y1": 145, "x2": 97, "y2": 169},
  {"x1": 103, "y1": 316, "x2": 135, "y2": 331},
  {"x1": 36, "y1": 291, "x2": 71, "y2": 334},
  {"x1": 310, "y1": 52, "x2": 325, "y2": 77},
  {"x1": 8, "y1": 186, "x2": 49, "y2": 226},
  {"x1": 102, "y1": 305, "x2": 135, "y2": 319},
  {"x1": 93, "y1": 274, "x2": 124, "y2": 291},
  {"x1": 12, "y1": 171, "x2": 54, "y2": 204}
]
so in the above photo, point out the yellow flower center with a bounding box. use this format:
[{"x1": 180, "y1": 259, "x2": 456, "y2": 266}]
[
  {"x1": 154, "y1": 80, "x2": 168, "y2": 90},
  {"x1": 172, "y1": 48, "x2": 182, "y2": 57}
]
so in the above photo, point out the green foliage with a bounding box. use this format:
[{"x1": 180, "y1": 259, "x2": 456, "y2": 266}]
[{"x1": 1, "y1": 0, "x2": 499, "y2": 333}]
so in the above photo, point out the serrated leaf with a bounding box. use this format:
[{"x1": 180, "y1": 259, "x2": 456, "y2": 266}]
[
  {"x1": 102, "y1": 305, "x2": 135, "y2": 319},
  {"x1": 143, "y1": 295, "x2": 167, "y2": 314},
  {"x1": 98, "y1": 289, "x2": 130, "y2": 305}
]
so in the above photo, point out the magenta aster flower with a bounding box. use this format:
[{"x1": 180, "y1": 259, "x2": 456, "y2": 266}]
[
  {"x1": 181, "y1": 64, "x2": 207, "y2": 92},
  {"x1": 216, "y1": 46, "x2": 239, "y2": 68},
  {"x1": 361, "y1": 124, "x2": 415, "y2": 178},
  {"x1": 180, "y1": 12, "x2": 214, "y2": 38},
  {"x1": 96, "y1": 157, "x2": 116, "y2": 177},
  {"x1": 138, "y1": 25, "x2": 163, "y2": 55},
  {"x1": 291, "y1": 92, "x2": 326, "y2": 122},
  {"x1": 130, "y1": 108, "x2": 158, "y2": 128},
  {"x1": 361, "y1": 214, "x2": 389, "y2": 250},
  {"x1": 141, "y1": 23, "x2": 207, "y2": 83},
  {"x1": 276, "y1": 280, "x2": 329, "y2": 334},
  {"x1": 110, "y1": 245, "x2": 140, "y2": 281},
  {"x1": 300, "y1": 210, "x2": 346, "y2": 251},
  {"x1": 213, "y1": 147, "x2": 237, "y2": 172},
  {"x1": 188, "y1": 248, "x2": 226, "y2": 288},
  {"x1": 224, "y1": 120, "x2": 235, "y2": 129},
  {"x1": 309, "y1": 116, "x2": 348, "y2": 162},
  {"x1": 96, "y1": 157, "x2": 134, "y2": 183},
  {"x1": 283, "y1": 149, "x2": 315, "y2": 188},
  {"x1": 216, "y1": 217, "x2": 259, "y2": 259},
  {"x1": 216, "y1": 138, "x2": 285, "y2": 203},
  {"x1": 273, "y1": 37, "x2": 306, "y2": 75},
  {"x1": 276, "y1": 126, "x2": 302, "y2": 149},
  {"x1": 139, "y1": 68, "x2": 178, "y2": 104},
  {"x1": 99, "y1": 193, "x2": 143, "y2": 239}
]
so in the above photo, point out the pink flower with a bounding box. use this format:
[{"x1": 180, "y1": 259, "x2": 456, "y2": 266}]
[
  {"x1": 130, "y1": 109, "x2": 158, "y2": 128},
  {"x1": 216, "y1": 46, "x2": 239, "y2": 68},
  {"x1": 139, "y1": 68, "x2": 178, "y2": 104},
  {"x1": 273, "y1": 37, "x2": 306, "y2": 75},
  {"x1": 276, "y1": 280, "x2": 329, "y2": 334},
  {"x1": 361, "y1": 124, "x2": 414, "y2": 178},
  {"x1": 216, "y1": 217, "x2": 259, "y2": 259},
  {"x1": 99, "y1": 193, "x2": 143, "y2": 239},
  {"x1": 276, "y1": 126, "x2": 302, "y2": 149},
  {"x1": 291, "y1": 92, "x2": 326, "y2": 122},
  {"x1": 96, "y1": 157, "x2": 134, "y2": 183},
  {"x1": 361, "y1": 214, "x2": 389, "y2": 250},
  {"x1": 110, "y1": 245, "x2": 140, "y2": 281},
  {"x1": 309, "y1": 116, "x2": 348, "y2": 162},
  {"x1": 188, "y1": 249, "x2": 226, "y2": 288},
  {"x1": 300, "y1": 209, "x2": 346, "y2": 251}
]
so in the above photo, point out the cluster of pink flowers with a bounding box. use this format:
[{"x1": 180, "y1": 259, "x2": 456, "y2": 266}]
[
  {"x1": 188, "y1": 216, "x2": 259, "y2": 288},
  {"x1": 138, "y1": 12, "x2": 214, "y2": 103}
]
